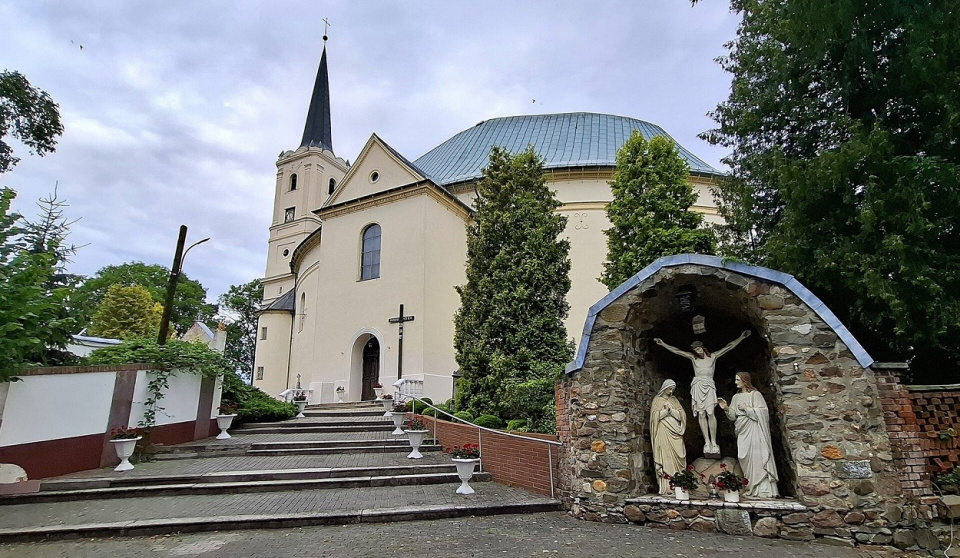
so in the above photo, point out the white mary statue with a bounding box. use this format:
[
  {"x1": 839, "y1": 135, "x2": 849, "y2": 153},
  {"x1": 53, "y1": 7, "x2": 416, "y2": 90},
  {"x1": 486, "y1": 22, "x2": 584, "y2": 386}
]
[
  {"x1": 718, "y1": 372, "x2": 779, "y2": 498},
  {"x1": 650, "y1": 379, "x2": 686, "y2": 494}
]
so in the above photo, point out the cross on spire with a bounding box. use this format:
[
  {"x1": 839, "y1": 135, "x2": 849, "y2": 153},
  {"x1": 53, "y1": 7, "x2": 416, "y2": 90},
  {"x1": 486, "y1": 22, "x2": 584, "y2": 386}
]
[{"x1": 323, "y1": 17, "x2": 331, "y2": 42}]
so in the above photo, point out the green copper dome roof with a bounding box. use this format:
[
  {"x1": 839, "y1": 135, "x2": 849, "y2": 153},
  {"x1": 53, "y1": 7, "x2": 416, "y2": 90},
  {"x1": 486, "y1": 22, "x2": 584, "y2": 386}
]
[{"x1": 413, "y1": 112, "x2": 721, "y2": 186}]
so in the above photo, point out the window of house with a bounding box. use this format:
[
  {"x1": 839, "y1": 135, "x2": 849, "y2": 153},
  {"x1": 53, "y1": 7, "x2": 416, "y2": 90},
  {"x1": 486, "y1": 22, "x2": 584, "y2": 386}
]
[
  {"x1": 260, "y1": 326, "x2": 268, "y2": 340},
  {"x1": 289, "y1": 173, "x2": 298, "y2": 191},
  {"x1": 256, "y1": 366, "x2": 264, "y2": 381},
  {"x1": 299, "y1": 292, "x2": 306, "y2": 332},
  {"x1": 328, "y1": 178, "x2": 336, "y2": 195},
  {"x1": 360, "y1": 224, "x2": 381, "y2": 280},
  {"x1": 284, "y1": 207, "x2": 295, "y2": 223}
]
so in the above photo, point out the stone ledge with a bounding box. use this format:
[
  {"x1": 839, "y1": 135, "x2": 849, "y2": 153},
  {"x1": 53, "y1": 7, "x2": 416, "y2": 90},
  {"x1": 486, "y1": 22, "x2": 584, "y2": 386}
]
[{"x1": 626, "y1": 495, "x2": 807, "y2": 512}]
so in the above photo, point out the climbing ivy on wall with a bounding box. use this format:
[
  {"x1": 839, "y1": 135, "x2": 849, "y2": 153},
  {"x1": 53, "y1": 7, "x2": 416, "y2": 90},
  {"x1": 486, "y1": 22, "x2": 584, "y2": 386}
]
[{"x1": 87, "y1": 338, "x2": 227, "y2": 427}]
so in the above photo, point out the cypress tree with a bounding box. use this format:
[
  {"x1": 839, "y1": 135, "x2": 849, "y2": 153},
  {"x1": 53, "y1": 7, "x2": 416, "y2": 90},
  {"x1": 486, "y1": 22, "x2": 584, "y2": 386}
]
[
  {"x1": 454, "y1": 146, "x2": 573, "y2": 419},
  {"x1": 600, "y1": 132, "x2": 715, "y2": 290}
]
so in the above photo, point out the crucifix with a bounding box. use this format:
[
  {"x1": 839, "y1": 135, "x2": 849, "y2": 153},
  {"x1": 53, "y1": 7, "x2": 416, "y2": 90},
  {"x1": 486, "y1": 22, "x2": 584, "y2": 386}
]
[
  {"x1": 388, "y1": 304, "x2": 415, "y2": 379},
  {"x1": 322, "y1": 17, "x2": 331, "y2": 40}
]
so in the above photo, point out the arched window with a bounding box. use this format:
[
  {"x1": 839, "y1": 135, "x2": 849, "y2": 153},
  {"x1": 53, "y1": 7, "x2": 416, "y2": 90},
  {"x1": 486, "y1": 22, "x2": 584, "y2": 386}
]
[
  {"x1": 289, "y1": 173, "x2": 298, "y2": 191},
  {"x1": 360, "y1": 224, "x2": 381, "y2": 280},
  {"x1": 328, "y1": 178, "x2": 336, "y2": 195}
]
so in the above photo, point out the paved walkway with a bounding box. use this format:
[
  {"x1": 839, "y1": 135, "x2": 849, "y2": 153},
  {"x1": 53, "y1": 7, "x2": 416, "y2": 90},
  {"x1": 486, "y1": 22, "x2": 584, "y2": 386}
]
[
  {"x1": 0, "y1": 482, "x2": 548, "y2": 531},
  {"x1": 55, "y1": 452, "x2": 451, "y2": 479},
  {"x1": 0, "y1": 512, "x2": 880, "y2": 558}
]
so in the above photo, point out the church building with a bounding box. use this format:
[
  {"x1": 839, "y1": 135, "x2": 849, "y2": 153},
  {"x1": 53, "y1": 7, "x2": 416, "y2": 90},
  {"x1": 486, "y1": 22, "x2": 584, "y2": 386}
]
[{"x1": 252, "y1": 44, "x2": 723, "y2": 403}]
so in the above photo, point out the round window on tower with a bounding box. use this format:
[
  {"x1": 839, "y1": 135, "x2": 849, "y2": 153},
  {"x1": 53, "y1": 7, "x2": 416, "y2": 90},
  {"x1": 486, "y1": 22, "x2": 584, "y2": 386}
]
[{"x1": 369, "y1": 170, "x2": 380, "y2": 183}]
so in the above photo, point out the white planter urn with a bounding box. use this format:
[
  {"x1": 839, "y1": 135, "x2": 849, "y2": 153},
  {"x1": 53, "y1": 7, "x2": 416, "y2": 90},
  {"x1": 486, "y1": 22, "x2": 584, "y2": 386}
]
[
  {"x1": 675, "y1": 486, "x2": 690, "y2": 501},
  {"x1": 110, "y1": 436, "x2": 142, "y2": 472},
  {"x1": 294, "y1": 400, "x2": 308, "y2": 418},
  {"x1": 723, "y1": 490, "x2": 741, "y2": 503},
  {"x1": 216, "y1": 414, "x2": 237, "y2": 440},
  {"x1": 374, "y1": 387, "x2": 383, "y2": 398},
  {"x1": 390, "y1": 412, "x2": 407, "y2": 435},
  {"x1": 380, "y1": 398, "x2": 394, "y2": 417},
  {"x1": 405, "y1": 429, "x2": 429, "y2": 459},
  {"x1": 452, "y1": 458, "x2": 480, "y2": 495}
]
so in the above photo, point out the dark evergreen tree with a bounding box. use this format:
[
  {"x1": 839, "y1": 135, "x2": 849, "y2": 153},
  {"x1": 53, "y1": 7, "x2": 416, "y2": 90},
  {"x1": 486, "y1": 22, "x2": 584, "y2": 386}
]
[
  {"x1": 0, "y1": 188, "x2": 80, "y2": 380},
  {"x1": 600, "y1": 132, "x2": 716, "y2": 290},
  {"x1": 454, "y1": 147, "x2": 573, "y2": 420},
  {"x1": 702, "y1": 0, "x2": 960, "y2": 382}
]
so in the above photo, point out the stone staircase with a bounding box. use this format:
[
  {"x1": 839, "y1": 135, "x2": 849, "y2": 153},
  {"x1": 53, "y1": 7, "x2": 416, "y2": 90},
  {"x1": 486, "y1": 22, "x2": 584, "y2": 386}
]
[{"x1": 0, "y1": 401, "x2": 560, "y2": 541}]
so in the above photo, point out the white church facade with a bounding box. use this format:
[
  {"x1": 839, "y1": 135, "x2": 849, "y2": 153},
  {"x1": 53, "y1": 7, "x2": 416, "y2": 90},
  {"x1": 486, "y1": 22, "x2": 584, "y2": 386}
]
[{"x1": 252, "y1": 45, "x2": 723, "y2": 403}]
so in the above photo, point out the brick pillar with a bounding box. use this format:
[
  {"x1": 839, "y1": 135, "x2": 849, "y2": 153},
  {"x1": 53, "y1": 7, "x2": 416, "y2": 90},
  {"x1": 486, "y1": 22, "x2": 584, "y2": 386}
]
[{"x1": 876, "y1": 368, "x2": 930, "y2": 497}]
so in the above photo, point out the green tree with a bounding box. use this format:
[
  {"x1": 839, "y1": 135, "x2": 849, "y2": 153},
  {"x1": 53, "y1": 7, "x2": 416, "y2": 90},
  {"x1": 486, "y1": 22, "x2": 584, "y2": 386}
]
[
  {"x1": 454, "y1": 146, "x2": 573, "y2": 422},
  {"x1": 702, "y1": 0, "x2": 960, "y2": 382},
  {"x1": 216, "y1": 278, "x2": 263, "y2": 382},
  {"x1": 0, "y1": 187, "x2": 79, "y2": 381},
  {"x1": 600, "y1": 132, "x2": 716, "y2": 290},
  {"x1": 77, "y1": 262, "x2": 215, "y2": 335},
  {"x1": 88, "y1": 283, "x2": 162, "y2": 339},
  {"x1": 0, "y1": 70, "x2": 64, "y2": 173}
]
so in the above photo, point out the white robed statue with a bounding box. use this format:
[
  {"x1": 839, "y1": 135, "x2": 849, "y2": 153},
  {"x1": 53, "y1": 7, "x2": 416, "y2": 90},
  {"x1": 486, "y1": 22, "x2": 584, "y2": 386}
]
[
  {"x1": 718, "y1": 372, "x2": 779, "y2": 498},
  {"x1": 650, "y1": 379, "x2": 687, "y2": 494},
  {"x1": 653, "y1": 330, "x2": 750, "y2": 456}
]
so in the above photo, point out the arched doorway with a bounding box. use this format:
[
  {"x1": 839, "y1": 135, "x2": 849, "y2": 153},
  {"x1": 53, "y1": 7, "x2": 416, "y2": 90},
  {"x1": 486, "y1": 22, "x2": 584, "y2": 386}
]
[{"x1": 361, "y1": 337, "x2": 380, "y2": 401}]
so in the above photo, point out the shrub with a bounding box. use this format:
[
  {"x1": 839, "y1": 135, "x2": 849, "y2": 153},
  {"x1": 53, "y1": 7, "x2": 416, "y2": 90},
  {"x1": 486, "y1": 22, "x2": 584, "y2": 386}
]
[
  {"x1": 220, "y1": 369, "x2": 296, "y2": 424},
  {"x1": 453, "y1": 411, "x2": 474, "y2": 423},
  {"x1": 502, "y1": 370, "x2": 558, "y2": 434},
  {"x1": 410, "y1": 398, "x2": 434, "y2": 414},
  {"x1": 474, "y1": 414, "x2": 504, "y2": 429},
  {"x1": 506, "y1": 419, "x2": 528, "y2": 431}
]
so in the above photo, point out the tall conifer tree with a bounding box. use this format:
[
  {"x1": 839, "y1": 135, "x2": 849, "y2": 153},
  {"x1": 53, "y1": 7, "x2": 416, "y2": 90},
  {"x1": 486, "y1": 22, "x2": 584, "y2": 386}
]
[
  {"x1": 600, "y1": 132, "x2": 715, "y2": 290},
  {"x1": 454, "y1": 147, "x2": 572, "y2": 418}
]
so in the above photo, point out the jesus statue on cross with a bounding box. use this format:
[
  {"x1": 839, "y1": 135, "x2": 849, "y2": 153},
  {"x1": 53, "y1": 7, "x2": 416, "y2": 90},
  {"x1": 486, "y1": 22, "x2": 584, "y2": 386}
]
[{"x1": 653, "y1": 330, "x2": 751, "y2": 457}]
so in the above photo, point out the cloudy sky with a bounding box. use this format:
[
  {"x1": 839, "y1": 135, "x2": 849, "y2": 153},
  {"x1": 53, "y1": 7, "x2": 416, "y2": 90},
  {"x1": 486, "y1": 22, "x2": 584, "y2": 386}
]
[{"x1": 1, "y1": 1, "x2": 740, "y2": 303}]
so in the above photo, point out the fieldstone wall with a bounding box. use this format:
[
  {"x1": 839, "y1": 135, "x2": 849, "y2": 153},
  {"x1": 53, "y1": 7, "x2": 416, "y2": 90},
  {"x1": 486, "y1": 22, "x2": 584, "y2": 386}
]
[{"x1": 557, "y1": 261, "x2": 944, "y2": 551}]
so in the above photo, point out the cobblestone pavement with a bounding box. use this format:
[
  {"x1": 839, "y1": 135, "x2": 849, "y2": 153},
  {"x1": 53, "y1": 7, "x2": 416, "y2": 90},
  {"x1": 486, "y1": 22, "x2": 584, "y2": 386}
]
[
  {"x1": 0, "y1": 512, "x2": 877, "y2": 558},
  {"x1": 0, "y1": 482, "x2": 544, "y2": 530}
]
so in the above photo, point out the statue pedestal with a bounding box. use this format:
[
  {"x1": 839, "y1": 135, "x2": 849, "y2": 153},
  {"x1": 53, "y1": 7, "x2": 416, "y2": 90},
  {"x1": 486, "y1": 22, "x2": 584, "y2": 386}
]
[{"x1": 690, "y1": 457, "x2": 742, "y2": 499}]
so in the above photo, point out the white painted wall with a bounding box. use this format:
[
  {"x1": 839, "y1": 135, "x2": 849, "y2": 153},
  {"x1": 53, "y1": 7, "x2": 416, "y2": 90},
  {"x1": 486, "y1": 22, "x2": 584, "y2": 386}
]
[
  {"x1": 128, "y1": 369, "x2": 202, "y2": 427},
  {"x1": 0, "y1": 372, "x2": 115, "y2": 447}
]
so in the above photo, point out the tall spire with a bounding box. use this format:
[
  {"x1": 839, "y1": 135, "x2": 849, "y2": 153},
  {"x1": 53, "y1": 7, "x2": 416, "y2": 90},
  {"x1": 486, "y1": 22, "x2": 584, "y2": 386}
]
[{"x1": 300, "y1": 33, "x2": 333, "y2": 153}]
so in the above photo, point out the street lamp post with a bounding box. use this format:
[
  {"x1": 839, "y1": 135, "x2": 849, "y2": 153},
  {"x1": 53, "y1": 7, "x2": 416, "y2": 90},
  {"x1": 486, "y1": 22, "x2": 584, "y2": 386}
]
[{"x1": 157, "y1": 225, "x2": 209, "y2": 345}]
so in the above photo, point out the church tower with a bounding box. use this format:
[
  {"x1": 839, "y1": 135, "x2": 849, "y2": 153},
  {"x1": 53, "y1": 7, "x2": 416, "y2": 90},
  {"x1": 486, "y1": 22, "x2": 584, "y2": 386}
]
[
  {"x1": 262, "y1": 41, "x2": 348, "y2": 304},
  {"x1": 254, "y1": 38, "x2": 348, "y2": 393}
]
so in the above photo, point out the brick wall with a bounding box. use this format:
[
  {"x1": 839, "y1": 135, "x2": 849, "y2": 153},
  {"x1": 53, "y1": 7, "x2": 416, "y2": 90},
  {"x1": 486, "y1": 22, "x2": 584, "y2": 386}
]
[
  {"x1": 418, "y1": 415, "x2": 560, "y2": 497},
  {"x1": 876, "y1": 369, "x2": 960, "y2": 498}
]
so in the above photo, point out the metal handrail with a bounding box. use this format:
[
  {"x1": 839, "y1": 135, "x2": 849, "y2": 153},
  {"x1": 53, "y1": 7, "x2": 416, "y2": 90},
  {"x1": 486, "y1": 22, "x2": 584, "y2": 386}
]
[{"x1": 405, "y1": 395, "x2": 560, "y2": 498}]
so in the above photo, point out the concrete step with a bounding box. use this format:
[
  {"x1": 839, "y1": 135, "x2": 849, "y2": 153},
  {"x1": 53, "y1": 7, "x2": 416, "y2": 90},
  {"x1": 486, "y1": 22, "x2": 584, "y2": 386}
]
[
  {"x1": 234, "y1": 424, "x2": 395, "y2": 434},
  {"x1": 247, "y1": 439, "x2": 431, "y2": 451},
  {"x1": 2, "y1": 466, "x2": 492, "y2": 504},
  {"x1": 0, "y1": 494, "x2": 561, "y2": 542},
  {"x1": 234, "y1": 417, "x2": 391, "y2": 429},
  {"x1": 246, "y1": 443, "x2": 441, "y2": 456},
  {"x1": 302, "y1": 409, "x2": 390, "y2": 418}
]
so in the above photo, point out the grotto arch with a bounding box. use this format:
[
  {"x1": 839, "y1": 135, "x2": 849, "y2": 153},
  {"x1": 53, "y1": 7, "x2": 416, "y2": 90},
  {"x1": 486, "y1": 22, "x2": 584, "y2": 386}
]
[{"x1": 558, "y1": 255, "x2": 884, "y2": 518}]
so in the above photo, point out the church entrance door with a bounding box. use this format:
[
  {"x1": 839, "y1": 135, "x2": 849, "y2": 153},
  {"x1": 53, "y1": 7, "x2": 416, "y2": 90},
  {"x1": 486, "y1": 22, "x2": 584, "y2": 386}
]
[{"x1": 361, "y1": 338, "x2": 380, "y2": 401}]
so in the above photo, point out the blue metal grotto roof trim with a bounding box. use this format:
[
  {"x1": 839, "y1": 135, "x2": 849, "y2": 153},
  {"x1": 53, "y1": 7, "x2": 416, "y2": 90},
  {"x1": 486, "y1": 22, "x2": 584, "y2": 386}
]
[
  {"x1": 413, "y1": 112, "x2": 722, "y2": 186},
  {"x1": 565, "y1": 254, "x2": 875, "y2": 374}
]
